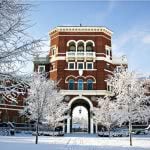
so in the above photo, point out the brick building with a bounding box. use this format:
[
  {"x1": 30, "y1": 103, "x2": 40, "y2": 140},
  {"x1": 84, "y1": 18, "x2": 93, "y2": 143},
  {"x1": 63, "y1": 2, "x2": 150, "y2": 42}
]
[{"x1": 34, "y1": 26, "x2": 128, "y2": 133}]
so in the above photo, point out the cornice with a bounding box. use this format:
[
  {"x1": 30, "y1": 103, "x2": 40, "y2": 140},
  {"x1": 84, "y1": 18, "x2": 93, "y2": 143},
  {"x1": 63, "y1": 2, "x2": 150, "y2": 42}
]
[{"x1": 50, "y1": 26, "x2": 113, "y2": 37}]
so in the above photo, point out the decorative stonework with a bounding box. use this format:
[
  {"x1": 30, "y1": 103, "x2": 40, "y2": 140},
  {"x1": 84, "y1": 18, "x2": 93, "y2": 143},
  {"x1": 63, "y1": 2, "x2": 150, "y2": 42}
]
[{"x1": 50, "y1": 26, "x2": 113, "y2": 36}]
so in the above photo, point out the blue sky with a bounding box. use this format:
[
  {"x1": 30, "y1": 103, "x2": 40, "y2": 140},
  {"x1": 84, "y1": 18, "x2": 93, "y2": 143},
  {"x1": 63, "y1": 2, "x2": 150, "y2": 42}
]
[{"x1": 25, "y1": 0, "x2": 150, "y2": 75}]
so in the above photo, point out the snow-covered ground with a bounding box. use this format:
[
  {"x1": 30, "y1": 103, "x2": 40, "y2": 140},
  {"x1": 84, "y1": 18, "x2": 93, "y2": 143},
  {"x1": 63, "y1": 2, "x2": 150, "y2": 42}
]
[{"x1": 0, "y1": 133, "x2": 150, "y2": 150}]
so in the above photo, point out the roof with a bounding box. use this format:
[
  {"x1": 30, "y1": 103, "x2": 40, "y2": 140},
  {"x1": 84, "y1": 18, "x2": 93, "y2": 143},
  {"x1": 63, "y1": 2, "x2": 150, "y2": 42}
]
[{"x1": 50, "y1": 26, "x2": 113, "y2": 36}]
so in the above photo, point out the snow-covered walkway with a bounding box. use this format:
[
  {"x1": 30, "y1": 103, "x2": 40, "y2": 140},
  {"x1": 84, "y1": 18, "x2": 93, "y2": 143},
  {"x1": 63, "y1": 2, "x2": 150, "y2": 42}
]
[{"x1": 0, "y1": 134, "x2": 150, "y2": 150}]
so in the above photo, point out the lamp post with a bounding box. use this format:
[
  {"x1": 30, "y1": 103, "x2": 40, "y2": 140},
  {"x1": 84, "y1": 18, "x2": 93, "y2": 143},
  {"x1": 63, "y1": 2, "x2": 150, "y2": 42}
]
[
  {"x1": 0, "y1": 111, "x2": 2, "y2": 122},
  {"x1": 79, "y1": 107, "x2": 82, "y2": 114}
]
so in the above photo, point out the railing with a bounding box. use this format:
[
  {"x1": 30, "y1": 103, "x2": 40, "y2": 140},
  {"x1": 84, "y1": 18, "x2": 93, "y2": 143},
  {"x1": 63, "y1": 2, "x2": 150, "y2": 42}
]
[
  {"x1": 66, "y1": 52, "x2": 95, "y2": 58},
  {"x1": 33, "y1": 56, "x2": 49, "y2": 64}
]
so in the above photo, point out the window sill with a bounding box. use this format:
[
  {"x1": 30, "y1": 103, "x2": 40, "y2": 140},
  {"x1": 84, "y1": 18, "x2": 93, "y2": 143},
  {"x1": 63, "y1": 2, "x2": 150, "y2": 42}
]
[{"x1": 64, "y1": 69, "x2": 97, "y2": 71}]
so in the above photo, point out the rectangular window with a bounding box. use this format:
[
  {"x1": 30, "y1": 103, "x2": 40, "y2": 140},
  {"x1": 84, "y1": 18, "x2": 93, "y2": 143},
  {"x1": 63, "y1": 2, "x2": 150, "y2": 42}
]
[
  {"x1": 86, "y1": 62, "x2": 93, "y2": 69},
  {"x1": 77, "y1": 62, "x2": 84, "y2": 70},
  {"x1": 38, "y1": 65, "x2": 45, "y2": 73},
  {"x1": 68, "y1": 62, "x2": 75, "y2": 69}
]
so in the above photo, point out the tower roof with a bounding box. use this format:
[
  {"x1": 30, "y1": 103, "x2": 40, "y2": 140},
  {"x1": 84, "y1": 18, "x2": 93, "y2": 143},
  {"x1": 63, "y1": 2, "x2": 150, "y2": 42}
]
[{"x1": 50, "y1": 26, "x2": 113, "y2": 36}]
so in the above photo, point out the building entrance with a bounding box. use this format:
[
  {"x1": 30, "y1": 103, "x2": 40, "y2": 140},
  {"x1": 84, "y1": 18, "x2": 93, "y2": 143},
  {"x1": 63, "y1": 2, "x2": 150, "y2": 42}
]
[
  {"x1": 66, "y1": 96, "x2": 94, "y2": 134},
  {"x1": 72, "y1": 106, "x2": 89, "y2": 133}
]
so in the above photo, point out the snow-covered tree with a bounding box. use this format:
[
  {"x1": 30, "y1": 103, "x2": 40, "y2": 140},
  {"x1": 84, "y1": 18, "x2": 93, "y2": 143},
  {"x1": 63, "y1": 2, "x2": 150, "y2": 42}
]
[
  {"x1": 0, "y1": 0, "x2": 43, "y2": 102},
  {"x1": 94, "y1": 96, "x2": 118, "y2": 136},
  {"x1": 22, "y1": 73, "x2": 67, "y2": 144},
  {"x1": 108, "y1": 66, "x2": 150, "y2": 146},
  {"x1": 45, "y1": 91, "x2": 68, "y2": 135}
]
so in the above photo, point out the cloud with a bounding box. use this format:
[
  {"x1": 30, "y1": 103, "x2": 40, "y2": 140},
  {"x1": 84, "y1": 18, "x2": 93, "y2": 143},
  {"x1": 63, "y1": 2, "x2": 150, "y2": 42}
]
[
  {"x1": 142, "y1": 35, "x2": 150, "y2": 44},
  {"x1": 112, "y1": 26, "x2": 150, "y2": 74}
]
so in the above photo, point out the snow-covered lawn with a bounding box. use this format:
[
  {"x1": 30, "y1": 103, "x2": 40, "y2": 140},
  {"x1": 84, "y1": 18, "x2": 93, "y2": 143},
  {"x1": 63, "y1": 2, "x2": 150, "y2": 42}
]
[{"x1": 0, "y1": 134, "x2": 150, "y2": 150}]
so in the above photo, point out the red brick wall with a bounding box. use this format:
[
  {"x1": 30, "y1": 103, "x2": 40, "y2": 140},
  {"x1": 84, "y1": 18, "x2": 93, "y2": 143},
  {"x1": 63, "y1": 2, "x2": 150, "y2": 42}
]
[{"x1": 49, "y1": 31, "x2": 112, "y2": 91}]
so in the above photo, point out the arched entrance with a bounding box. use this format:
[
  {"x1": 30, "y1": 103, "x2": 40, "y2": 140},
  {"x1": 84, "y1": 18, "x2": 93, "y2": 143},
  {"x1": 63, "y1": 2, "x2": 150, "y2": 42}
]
[
  {"x1": 66, "y1": 96, "x2": 94, "y2": 134},
  {"x1": 72, "y1": 106, "x2": 88, "y2": 133}
]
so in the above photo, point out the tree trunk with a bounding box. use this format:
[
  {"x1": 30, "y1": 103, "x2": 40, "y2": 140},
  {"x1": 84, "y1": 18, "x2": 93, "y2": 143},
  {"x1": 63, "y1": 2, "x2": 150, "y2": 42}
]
[
  {"x1": 35, "y1": 121, "x2": 39, "y2": 144},
  {"x1": 129, "y1": 121, "x2": 132, "y2": 146},
  {"x1": 52, "y1": 126, "x2": 55, "y2": 136},
  {"x1": 108, "y1": 128, "x2": 111, "y2": 137}
]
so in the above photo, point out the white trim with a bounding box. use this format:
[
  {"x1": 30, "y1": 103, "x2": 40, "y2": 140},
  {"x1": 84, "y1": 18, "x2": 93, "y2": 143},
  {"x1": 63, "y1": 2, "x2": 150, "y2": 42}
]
[
  {"x1": 65, "y1": 75, "x2": 96, "y2": 83},
  {"x1": 50, "y1": 56, "x2": 66, "y2": 62},
  {"x1": 86, "y1": 75, "x2": 96, "y2": 83},
  {"x1": 76, "y1": 40, "x2": 85, "y2": 45},
  {"x1": 68, "y1": 96, "x2": 93, "y2": 110},
  {"x1": 57, "y1": 53, "x2": 66, "y2": 54},
  {"x1": 86, "y1": 62, "x2": 93, "y2": 70},
  {"x1": 67, "y1": 40, "x2": 77, "y2": 47},
  {"x1": 50, "y1": 26, "x2": 113, "y2": 36},
  {"x1": 64, "y1": 69, "x2": 97, "y2": 71},
  {"x1": 0, "y1": 104, "x2": 24, "y2": 108},
  {"x1": 50, "y1": 56, "x2": 112, "y2": 64},
  {"x1": 0, "y1": 107, "x2": 23, "y2": 111},
  {"x1": 77, "y1": 62, "x2": 84, "y2": 70},
  {"x1": 96, "y1": 57, "x2": 112, "y2": 63},
  {"x1": 96, "y1": 53, "x2": 106, "y2": 56},
  {"x1": 65, "y1": 75, "x2": 76, "y2": 83},
  {"x1": 51, "y1": 35, "x2": 111, "y2": 41},
  {"x1": 68, "y1": 62, "x2": 75, "y2": 70},
  {"x1": 85, "y1": 40, "x2": 95, "y2": 47},
  {"x1": 104, "y1": 69, "x2": 113, "y2": 74},
  {"x1": 60, "y1": 90, "x2": 113, "y2": 96},
  {"x1": 50, "y1": 55, "x2": 127, "y2": 65}
]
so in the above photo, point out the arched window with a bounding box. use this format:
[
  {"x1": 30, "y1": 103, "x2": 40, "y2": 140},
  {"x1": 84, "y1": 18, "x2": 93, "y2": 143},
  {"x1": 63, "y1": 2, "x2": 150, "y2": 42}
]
[
  {"x1": 86, "y1": 45, "x2": 93, "y2": 51},
  {"x1": 68, "y1": 79, "x2": 74, "y2": 90},
  {"x1": 77, "y1": 42, "x2": 84, "y2": 52},
  {"x1": 87, "y1": 79, "x2": 93, "y2": 90},
  {"x1": 86, "y1": 41, "x2": 94, "y2": 52},
  {"x1": 78, "y1": 79, "x2": 84, "y2": 90},
  {"x1": 69, "y1": 42, "x2": 76, "y2": 51}
]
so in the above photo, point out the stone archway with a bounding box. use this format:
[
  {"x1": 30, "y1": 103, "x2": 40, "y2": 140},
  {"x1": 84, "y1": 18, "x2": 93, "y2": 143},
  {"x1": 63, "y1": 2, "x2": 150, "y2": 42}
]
[
  {"x1": 67, "y1": 96, "x2": 94, "y2": 134},
  {"x1": 72, "y1": 106, "x2": 88, "y2": 133}
]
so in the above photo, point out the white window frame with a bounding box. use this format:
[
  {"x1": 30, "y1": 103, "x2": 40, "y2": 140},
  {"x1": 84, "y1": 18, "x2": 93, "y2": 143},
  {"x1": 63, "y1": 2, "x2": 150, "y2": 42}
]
[
  {"x1": 77, "y1": 62, "x2": 84, "y2": 70},
  {"x1": 86, "y1": 62, "x2": 93, "y2": 70},
  {"x1": 68, "y1": 62, "x2": 75, "y2": 70},
  {"x1": 38, "y1": 65, "x2": 45, "y2": 73}
]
